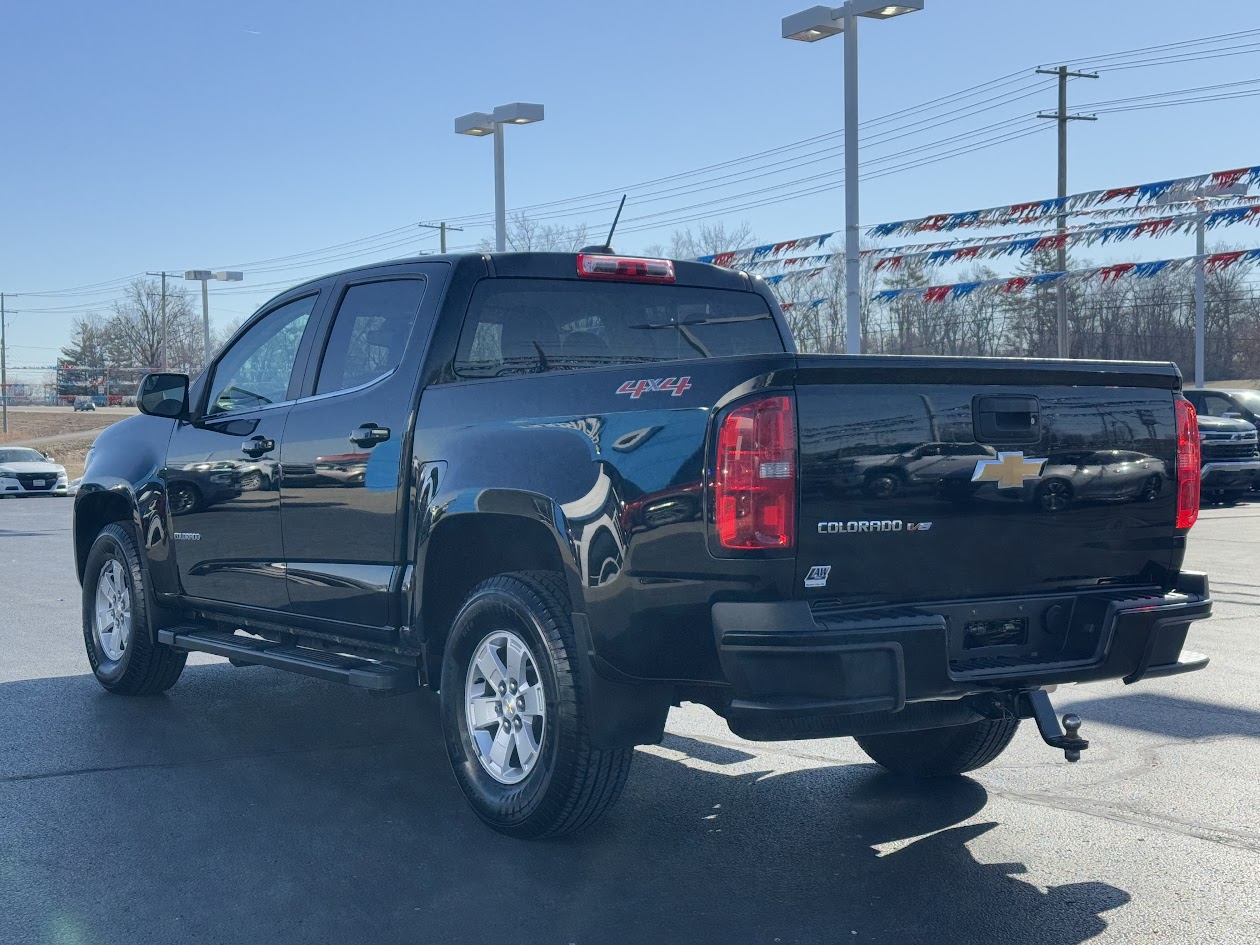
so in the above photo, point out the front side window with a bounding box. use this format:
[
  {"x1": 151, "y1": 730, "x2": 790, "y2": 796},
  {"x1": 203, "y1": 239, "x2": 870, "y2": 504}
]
[
  {"x1": 315, "y1": 278, "x2": 428, "y2": 395},
  {"x1": 207, "y1": 294, "x2": 318, "y2": 415},
  {"x1": 454, "y1": 279, "x2": 784, "y2": 378},
  {"x1": 1202, "y1": 394, "x2": 1234, "y2": 417}
]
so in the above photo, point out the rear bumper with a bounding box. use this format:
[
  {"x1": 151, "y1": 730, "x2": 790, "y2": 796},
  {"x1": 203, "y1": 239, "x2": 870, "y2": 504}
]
[
  {"x1": 1200, "y1": 460, "x2": 1260, "y2": 489},
  {"x1": 712, "y1": 573, "x2": 1212, "y2": 724}
]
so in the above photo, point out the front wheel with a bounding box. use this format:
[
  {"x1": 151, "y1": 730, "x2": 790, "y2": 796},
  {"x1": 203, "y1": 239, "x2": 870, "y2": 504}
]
[
  {"x1": 854, "y1": 717, "x2": 1020, "y2": 777},
  {"x1": 440, "y1": 571, "x2": 634, "y2": 838},
  {"x1": 82, "y1": 523, "x2": 186, "y2": 695}
]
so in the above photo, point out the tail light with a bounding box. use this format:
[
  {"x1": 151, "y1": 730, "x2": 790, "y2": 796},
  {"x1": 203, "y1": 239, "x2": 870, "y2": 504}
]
[
  {"x1": 576, "y1": 254, "x2": 675, "y2": 283},
  {"x1": 714, "y1": 395, "x2": 796, "y2": 550},
  {"x1": 1175, "y1": 397, "x2": 1200, "y2": 530}
]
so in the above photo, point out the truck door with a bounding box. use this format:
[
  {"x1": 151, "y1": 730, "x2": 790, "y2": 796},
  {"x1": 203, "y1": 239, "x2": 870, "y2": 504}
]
[
  {"x1": 278, "y1": 264, "x2": 445, "y2": 636},
  {"x1": 164, "y1": 289, "x2": 327, "y2": 609}
]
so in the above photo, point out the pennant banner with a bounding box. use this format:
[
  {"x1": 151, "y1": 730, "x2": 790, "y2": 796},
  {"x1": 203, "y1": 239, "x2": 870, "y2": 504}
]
[
  {"x1": 867, "y1": 205, "x2": 1260, "y2": 271},
  {"x1": 866, "y1": 164, "x2": 1260, "y2": 238},
  {"x1": 870, "y1": 249, "x2": 1260, "y2": 304},
  {"x1": 763, "y1": 267, "x2": 827, "y2": 286},
  {"x1": 778, "y1": 297, "x2": 829, "y2": 313},
  {"x1": 697, "y1": 232, "x2": 833, "y2": 267}
]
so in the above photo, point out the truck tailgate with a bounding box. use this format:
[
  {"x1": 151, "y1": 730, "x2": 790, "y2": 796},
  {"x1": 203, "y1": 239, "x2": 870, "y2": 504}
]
[{"x1": 793, "y1": 356, "x2": 1183, "y2": 605}]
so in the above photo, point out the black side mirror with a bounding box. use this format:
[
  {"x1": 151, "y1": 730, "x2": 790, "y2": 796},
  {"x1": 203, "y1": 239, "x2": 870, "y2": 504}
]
[{"x1": 137, "y1": 373, "x2": 190, "y2": 419}]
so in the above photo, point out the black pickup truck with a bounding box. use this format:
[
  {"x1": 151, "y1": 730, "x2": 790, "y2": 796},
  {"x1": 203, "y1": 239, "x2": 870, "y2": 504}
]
[{"x1": 74, "y1": 251, "x2": 1212, "y2": 838}]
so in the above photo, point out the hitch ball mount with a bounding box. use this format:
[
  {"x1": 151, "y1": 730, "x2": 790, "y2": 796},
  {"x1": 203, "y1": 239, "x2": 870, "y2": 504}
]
[{"x1": 1021, "y1": 689, "x2": 1090, "y2": 762}]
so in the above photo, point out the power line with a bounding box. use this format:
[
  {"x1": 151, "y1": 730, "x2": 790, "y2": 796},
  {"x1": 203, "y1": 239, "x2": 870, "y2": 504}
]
[{"x1": 12, "y1": 27, "x2": 1260, "y2": 307}]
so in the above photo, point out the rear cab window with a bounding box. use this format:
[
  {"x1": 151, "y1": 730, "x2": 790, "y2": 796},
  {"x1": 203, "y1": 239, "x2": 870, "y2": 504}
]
[{"x1": 454, "y1": 279, "x2": 786, "y2": 377}]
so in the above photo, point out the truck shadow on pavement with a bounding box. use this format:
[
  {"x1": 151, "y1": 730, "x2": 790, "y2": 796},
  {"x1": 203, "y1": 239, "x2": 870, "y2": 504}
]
[
  {"x1": 1062, "y1": 691, "x2": 1260, "y2": 741},
  {"x1": 0, "y1": 664, "x2": 1129, "y2": 945}
]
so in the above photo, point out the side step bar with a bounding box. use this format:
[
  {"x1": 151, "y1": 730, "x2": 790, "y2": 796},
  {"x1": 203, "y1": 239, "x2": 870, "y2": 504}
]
[{"x1": 157, "y1": 628, "x2": 418, "y2": 692}]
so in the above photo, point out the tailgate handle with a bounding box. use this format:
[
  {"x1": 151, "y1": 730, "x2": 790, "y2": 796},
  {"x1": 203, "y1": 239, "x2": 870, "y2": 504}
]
[{"x1": 974, "y1": 395, "x2": 1041, "y2": 444}]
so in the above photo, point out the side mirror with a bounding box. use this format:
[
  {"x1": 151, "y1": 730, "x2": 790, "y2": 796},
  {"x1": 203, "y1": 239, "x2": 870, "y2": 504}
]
[
  {"x1": 44, "y1": 454, "x2": 55, "y2": 462},
  {"x1": 137, "y1": 373, "x2": 190, "y2": 419}
]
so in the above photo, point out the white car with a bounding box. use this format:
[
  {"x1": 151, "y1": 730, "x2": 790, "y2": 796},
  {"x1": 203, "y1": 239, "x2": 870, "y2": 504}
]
[{"x1": 0, "y1": 447, "x2": 69, "y2": 497}]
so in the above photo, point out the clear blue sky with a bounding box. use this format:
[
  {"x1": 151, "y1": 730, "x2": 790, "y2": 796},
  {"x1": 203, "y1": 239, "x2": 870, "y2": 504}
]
[{"x1": 2, "y1": 0, "x2": 1259, "y2": 367}]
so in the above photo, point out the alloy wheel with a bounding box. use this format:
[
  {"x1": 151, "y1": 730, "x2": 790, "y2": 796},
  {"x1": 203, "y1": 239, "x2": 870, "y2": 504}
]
[
  {"x1": 464, "y1": 629, "x2": 547, "y2": 785},
  {"x1": 93, "y1": 558, "x2": 132, "y2": 662}
]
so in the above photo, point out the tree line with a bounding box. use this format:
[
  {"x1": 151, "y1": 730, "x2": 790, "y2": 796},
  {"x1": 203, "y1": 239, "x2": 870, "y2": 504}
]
[{"x1": 60, "y1": 278, "x2": 238, "y2": 377}]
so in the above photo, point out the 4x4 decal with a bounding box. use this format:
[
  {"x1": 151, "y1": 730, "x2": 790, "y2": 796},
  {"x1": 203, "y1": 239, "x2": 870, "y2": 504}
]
[{"x1": 616, "y1": 377, "x2": 692, "y2": 399}]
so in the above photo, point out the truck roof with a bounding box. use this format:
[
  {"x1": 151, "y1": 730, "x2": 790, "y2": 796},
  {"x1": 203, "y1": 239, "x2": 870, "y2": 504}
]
[{"x1": 281, "y1": 251, "x2": 758, "y2": 295}]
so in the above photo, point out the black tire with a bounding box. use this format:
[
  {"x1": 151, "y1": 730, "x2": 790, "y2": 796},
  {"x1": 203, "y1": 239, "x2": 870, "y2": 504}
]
[
  {"x1": 865, "y1": 470, "x2": 903, "y2": 499},
  {"x1": 854, "y1": 717, "x2": 1020, "y2": 777},
  {"x1": 440, "y1": 570, "x2": 634, "y2": 839},
  {"x1": 1036, "y1": 478, "x2": 1073, "y2": 513},
  {"x1": 239, "y1": 471, "x2": 265, "y2": 492},
  {"x1": 167, "y1": 482, "x2": 200, "y2": 516},
  {"x1": 82, "y1": 523, "x2": 187, "y2": 695}
]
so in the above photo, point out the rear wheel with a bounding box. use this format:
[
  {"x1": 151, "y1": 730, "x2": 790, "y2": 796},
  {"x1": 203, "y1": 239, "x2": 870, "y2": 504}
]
[
  {"x1": 440, "y1": 571, "x2": 634, "y2": 838},
  {"x1": 854, "y1": 717, "x2": 1020, "y2": 777},
  {"x1": 82, "y1": 523, "x2": 186, "y2": 695},
  {"x1": 1036, "y1": 478, "x2": 1073, "y2": 513},
  {"x1": 167, "y1": 482, "x2": 200, "y2": 515},
  {"x1": 865, "y1": 471, "x2": 903, "y2": 499}
]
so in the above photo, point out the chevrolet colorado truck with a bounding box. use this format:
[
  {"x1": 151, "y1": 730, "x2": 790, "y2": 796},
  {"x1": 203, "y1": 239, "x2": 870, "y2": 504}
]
[{"x1": 74, "y1": 251, "x2": 1213, "y2": 838}]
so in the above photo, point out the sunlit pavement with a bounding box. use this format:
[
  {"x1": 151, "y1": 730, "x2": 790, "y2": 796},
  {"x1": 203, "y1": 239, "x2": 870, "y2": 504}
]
[{"x1": 1, "y1": 497, "x2": 1257, "y2": 945}]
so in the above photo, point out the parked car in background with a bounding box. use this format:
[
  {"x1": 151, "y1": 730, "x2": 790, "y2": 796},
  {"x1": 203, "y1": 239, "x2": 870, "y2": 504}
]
[
  {"x1": 1032, "y1": 449, "x2": 1166, "y2": 513},
  {"x1": 0, "y1": 448, "x2": 69, "y2": 496},
  {"x1": 1195, "y1": 414, "x2": 1260, "y2": 502},
  {"x1": 72, "y1": 397, "x2": 96, "y2": 411},
  {"x1": 1184, "y1": 387, "x2": 1260, "y2": 427}
]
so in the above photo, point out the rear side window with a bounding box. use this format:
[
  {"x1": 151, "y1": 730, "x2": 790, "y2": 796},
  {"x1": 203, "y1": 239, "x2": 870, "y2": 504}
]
[
  {"x1": 316, "y1": 278, "x2": 428, "y2": 395},
  {"x1": 454, "y1": 278, "x2": 784, "y2": 377}
]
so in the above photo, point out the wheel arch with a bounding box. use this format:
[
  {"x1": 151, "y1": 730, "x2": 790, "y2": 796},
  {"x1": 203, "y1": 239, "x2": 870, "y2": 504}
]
[
  {"x1": 417, "y1": 505, "x2": 581, "y2": 690},
  {"x1": 74, "y1": 484, "x2": 138, "y2": 583}
]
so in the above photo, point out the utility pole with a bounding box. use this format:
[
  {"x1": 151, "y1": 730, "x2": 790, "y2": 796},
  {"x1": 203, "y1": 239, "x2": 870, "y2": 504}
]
[
  {"x1": 419, "y1": 222, "x2": 464, "y2": 254},
  {"x1": 146, "y1": 271, "x2": 170, "y2": 371},
  {"x1": 1, "y1": 292, "x2": 7, "y2": 434},
  {"x1": 1037, "y1": 65, "x2": 1097, "y2": 358}
]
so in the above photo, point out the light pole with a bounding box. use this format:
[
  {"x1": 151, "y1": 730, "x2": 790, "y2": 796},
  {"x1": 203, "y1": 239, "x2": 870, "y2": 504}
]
[
  {"x1": 455, "y1": 103, "x2": 545, "y2": 252},
  {"x1": 783, "y1": 2, "x2": 924, "y2": 355},
  {"x1": 1154, "y1": 183, "x2": 1247, "y2": 389},
  {"x1": 184, "y1": 270, "x2": 244, "y2": 369}
]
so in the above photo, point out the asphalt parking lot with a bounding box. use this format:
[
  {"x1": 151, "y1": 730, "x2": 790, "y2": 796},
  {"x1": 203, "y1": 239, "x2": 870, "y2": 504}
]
[{"x1": 2, "y1": 498, "x2": 1258, "y2": 945}]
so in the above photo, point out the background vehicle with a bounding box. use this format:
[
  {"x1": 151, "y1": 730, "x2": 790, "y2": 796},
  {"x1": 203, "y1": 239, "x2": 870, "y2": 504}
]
[
  {"x1": 73, "y1": 252, "x2": 1213, "y2": 838},
  {"x1": 1195, "y1": 414, "x2": 1260, "y2": 501},
  {"x1": 1184, "y1": 387, "x2": 1260, "y2": 426},
  {"x1": 1032, "y1": 449, "x2": 1166, "y2": 513},
  {"x1": 0, "y1": 447, "x2": 69, "y2": 497},
  {"x1": 72, "y1": 396, "x2": 96, "y2": 411}
]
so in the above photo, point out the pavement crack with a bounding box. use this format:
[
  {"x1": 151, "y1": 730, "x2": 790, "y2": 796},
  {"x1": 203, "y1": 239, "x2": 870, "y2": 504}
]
[
  {"x1": 0, "y1": 738, "x2": 419, "y2": 785},
  {"x1": 993, "y1": 789, "x2": 1260, "y2": 854}
]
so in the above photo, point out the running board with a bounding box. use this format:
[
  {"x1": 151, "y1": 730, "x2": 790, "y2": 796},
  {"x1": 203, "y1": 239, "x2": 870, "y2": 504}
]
[{"x1": 157, "y1": 628, "x2": 418, "y2": 692}]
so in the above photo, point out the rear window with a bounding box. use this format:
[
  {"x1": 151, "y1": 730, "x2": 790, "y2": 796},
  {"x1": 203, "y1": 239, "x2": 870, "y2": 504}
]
[{"x1": 454, "y1": 278, "x2": 785, "y2": 378}]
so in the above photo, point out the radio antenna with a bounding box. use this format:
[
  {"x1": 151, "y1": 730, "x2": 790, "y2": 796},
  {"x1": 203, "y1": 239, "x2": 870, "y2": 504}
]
[{"x1": 604, "y1": 195, "x2": 627, "y2": 250}]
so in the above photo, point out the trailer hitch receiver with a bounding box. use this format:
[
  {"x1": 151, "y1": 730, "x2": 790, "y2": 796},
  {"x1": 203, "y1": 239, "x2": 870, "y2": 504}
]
[{"x1": 1020, "y1": 689, "x2": 1090, "y2": 762}]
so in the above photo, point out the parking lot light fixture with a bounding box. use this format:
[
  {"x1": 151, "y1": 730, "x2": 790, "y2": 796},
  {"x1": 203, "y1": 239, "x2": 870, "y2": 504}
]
[
  {"x1": 782, "y1": 0, "x2": 923, "y2": 354},
  {"x1": 455, "y1": 103, "x2": 546, "y2": 252},
  {"x1": 185, "y1": 270, "x2": 245, "y2": 368}
]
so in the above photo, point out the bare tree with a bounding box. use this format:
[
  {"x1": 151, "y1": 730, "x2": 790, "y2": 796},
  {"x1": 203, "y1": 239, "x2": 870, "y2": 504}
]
[
  {"x1": 667, "y1": 221, "x2": 756, "y2": 260},
  {"x1": 479, "y1": 213, "x2": 591, "y2": 252}
]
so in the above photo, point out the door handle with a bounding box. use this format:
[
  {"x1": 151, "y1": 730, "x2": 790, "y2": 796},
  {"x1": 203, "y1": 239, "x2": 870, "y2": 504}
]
[
  {"x1": 241, "y1": 436, "x2": 275, "y2": 458},
  {"x1": 349, "y1": 424, "x2": 391, "y2": 449}
]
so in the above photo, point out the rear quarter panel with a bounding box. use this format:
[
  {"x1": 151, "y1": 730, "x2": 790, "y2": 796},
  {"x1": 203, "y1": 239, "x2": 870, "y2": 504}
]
[{"x1": 414, "y1": 355, "x2": 797, "y2": 683}]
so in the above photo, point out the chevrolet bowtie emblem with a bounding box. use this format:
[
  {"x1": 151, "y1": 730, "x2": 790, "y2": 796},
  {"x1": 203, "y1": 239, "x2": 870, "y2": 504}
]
[{"x1": 972, "y1": 451, "x2": 1047, "y2": 489}]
